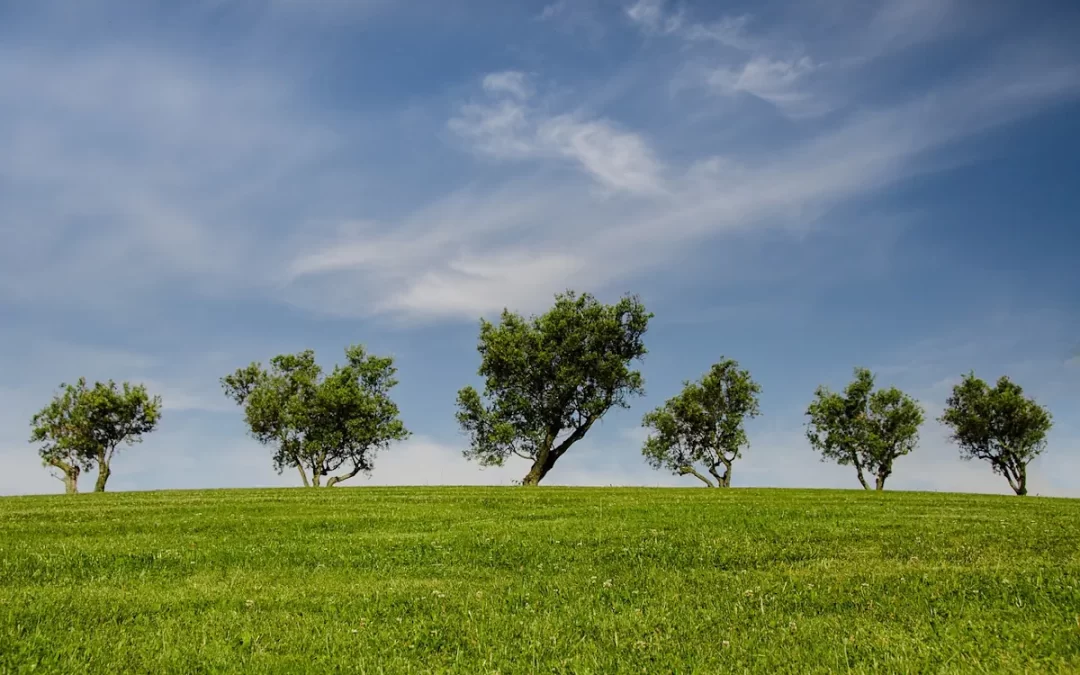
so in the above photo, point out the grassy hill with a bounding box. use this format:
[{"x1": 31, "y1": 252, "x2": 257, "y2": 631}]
[{"x1": 1, "y1": 487, "x2": 1078, "y2": 673}]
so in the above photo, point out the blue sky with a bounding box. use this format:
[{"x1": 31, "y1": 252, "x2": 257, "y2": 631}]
[{"x1": 1, "y1": 0, "x2": 1078, "y2": 496}]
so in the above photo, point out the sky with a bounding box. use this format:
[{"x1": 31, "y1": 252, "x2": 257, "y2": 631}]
[{"x1": 1, "y1": 0, "x2": 1078, "y2": 497}]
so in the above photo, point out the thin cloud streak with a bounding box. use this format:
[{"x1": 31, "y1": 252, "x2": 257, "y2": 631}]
[{"x1": 287, "y1": 54, "x2": 1080, "y2": 321}]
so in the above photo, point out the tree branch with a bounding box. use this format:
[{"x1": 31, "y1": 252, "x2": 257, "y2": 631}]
[
  {"x1": 551, "y1": 417, "x2": 595, "y2": 459},
  {"x1": 678, "y1": 465, "x2": 715, "y2": 487},
  {"x1": 326, "y1": 464, "x2": 364, "y2": 488},
  {"x1": 851, "y1": 453, "x2": 870, "y2": 490}
]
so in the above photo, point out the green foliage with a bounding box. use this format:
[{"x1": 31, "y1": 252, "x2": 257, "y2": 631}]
[
  {"x1": 805, "y1": 368, "x2": 924, "y2": 490},
  {"x1": 456, "y1": 291, "x2": 652, "y2": 485},
  {"x1": 641, "y1": 358, "x2": 761, "y2": 487},
  {"x1": 222, "y1": 345, "x2": 410, "y2": 487},
  {"x1": 2, "y1": 487, "x2": 1080, "y2": 672},
  {"x1": 29, "y1": 378, "x2": 162, "y2": 493},
  {"x1": 939, "y1": 373, "x2": 1052, "y2": 496}
]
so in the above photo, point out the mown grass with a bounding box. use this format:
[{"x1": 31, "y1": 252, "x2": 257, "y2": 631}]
[{"x1": 1, "y1": 487, "x2": 1078, "y2": 673}]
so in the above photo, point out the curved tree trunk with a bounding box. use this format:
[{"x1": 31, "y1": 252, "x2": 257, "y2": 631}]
[
  {"x1": 94, "y1": 464, "x2": 111, "y2": 493},
  {"x1": 521, "y1": 421, "x2": 595, "y2": 486},
  {"x1": 326, "y1": 465, "x2": 364, "y2": 488},
  {"x1": 296, "y1": 465, "x2": 311, "y2": 487},
  {"x1": 54, "y1": 461, "x2": 80, "y2": 495},
  {"x1": 851, "y1": 455, "x2": 870, "y2": 490},
  {"x1": 678, "y1": 465, "x2": 715, "y2": 487},
  {"x1": 522, "y1": 454, "x2": 555, "y2": 486},
  {"x1": 707, "y1": 461, "x2": 732, "y2": 488},
  {"x1": 874, "y1": 467, "x2": 890, "y2": 491},
  {"x1": 1009, "y1": 463, "x2": 1028, "y2": 496}
]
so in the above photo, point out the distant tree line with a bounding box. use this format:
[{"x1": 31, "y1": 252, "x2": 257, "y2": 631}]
[{"x1": 29, "y1": 291, "x2": 1054, "y2": 496}]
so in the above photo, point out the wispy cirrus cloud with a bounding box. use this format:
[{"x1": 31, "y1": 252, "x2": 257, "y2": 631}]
[
  {"x1": 448, "y1": 71, "x2": 667, "y2": 195},
  {"x1": 705, "y1": 56, "x2": 824, "y2": 117},
  {"x1": 626, "y1": 0, "x2": 753, "y2": 49},
  {"x1": 286, "y1": 48, "x2": 1080, "y2": 322},
  {"x1": 625, "y1": 0, "x2": 825, "y2": 116}
]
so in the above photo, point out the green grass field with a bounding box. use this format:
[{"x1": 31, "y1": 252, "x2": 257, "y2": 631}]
[{"x1": 1, "y1": 487, "x2": 1079, "y2": 673}]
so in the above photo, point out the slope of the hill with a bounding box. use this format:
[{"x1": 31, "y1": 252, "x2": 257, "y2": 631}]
[{"x1": 1, "y1": 487, "x2": 1078, "y2": 673}]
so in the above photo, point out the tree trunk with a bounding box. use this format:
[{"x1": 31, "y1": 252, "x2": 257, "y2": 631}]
[
  {"x1": 998, "y1": 461, "x2": 1027, "y2": 496},
  {"x1": 874, "y1": 469, "x2": 890, "y2": 491},
  {"x1": 1011, "y1": 463, "x2": 1028, "y2": 496},
  {"x1": 854, "y1": 469, "x2": 870, "y2": 490},
  {"x1": 62, "y1": 463, "x2": 80, "y2": 494},
  {"x1": 311, "y1": 471, "x2": 321, "y2": 488},
  {"x1": 521, "y1": 420, "x2": 595, "y2": 486},
  {"x1": 64, "y1": 471, "x2": 79, "y2": 495},
  {"x1": 94, "y1": 463, "x2": 111, "y2": 493},
  {"x1": 296, "y1": 464, "x2": 311, "y2": 488},
  {"x1": 707, "y1": 461, "x2": 732, "y2": 488},
  {"x1": 850, "y1": 453, "x2": 871, "y2": 490},
  {"x1": 522, "y1": 452, "x2": 556, "y2": 486},
  {"x1": 326, "y1": 465, "x2": 363, "y2": 488},
  {"x1": 678, "y1": 466, "x2": 715, "y2": 487}
]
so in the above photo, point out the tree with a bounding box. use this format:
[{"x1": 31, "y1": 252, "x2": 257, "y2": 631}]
[
  {"x1": 30, "y1": 378, "x2": 162, "y2": 494},
  {"x1": 805, "y1": 367, "x2": 923, "y2": 491},
  {"x1": 222, "y1": 344, "x2": 410, "y2": 487},
  {"x1": 456, "y1": 291, "x2": 652, "y2": 486},
  {"x1": 939, "y1": 372, "x2": 1052, "y2": 496},
  {"x1": 641, "y1": 358, "x2": 761, "y2": 487}
]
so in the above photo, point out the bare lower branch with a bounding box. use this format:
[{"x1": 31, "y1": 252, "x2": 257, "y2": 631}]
[
  {"x1": 678, "y1": 465, "x2": 715, "y2": 488},
  {"x1": 326, "y1": 463, "x2": 365, "y2": 488}
]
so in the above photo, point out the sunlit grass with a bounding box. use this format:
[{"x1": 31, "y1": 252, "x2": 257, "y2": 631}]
[{"x1": 1, "y1": 487, "x2": 1078, "y2": 673}]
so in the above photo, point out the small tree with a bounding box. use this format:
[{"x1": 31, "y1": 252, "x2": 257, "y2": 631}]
[
  {"x1": 939, "y1": 372, "x2": 1052, "y2": 496},
  {"x1": 222, "y1": 344, "x2": 410, "y2": 487},
  {"x1": 456, "y1": 291, "x2": 652, "y2": 486},
  {"x1": 30, "y1": 378, "x2": 162, "y2": 493},
  {"x1": 641, "y1": 358, "x2": 761, "y2": 487},
  {"x1": 805, "y1": 367, "x2": 923, "y2": 490}
]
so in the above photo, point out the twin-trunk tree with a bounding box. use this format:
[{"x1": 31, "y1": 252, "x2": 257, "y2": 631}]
[
  {"x1": 456, "y1": 291, "x2": 652, "y2": 486},
  {"x1": 222, "y1": 344, "x2": 410, "y2": 488},
  {"x1": 641, "y1": 358, "x2": 761, "y2": 487},
  {"x1": 30, "y1": 378, "x2": 162, "y2": 494},
  {"x1": 805, "y1": 368, "x2": 924, "y2": 491},
  {"x1": 939, "y1": 372, "x2": 1052, "y2": 496}
]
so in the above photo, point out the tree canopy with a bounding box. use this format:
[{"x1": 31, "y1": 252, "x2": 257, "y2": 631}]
[
  {"x1": 222, "y1": 344, "x2": 410, "y2": 487},
  {"x1": 939, "y1": 373, "x2": 1052, "y2": 496},
  {"x1": 30, "y1": 378, "x2": 162, "y2": 493},
  {"x1": 456, "y1": 291, "x2": 652, "y2": 486},
  {"x1": 805, "y1": 367, "x2": 923, "y2": 491},
  {"x1": 641, "y1": 358, "x2": 761, "y2": 487}
]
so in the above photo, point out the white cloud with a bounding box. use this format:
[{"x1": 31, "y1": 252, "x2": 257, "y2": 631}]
[
  {"x1": 482, "y1": 71, "x2": 532, "y2": 99},
  {"x1": 361, "y1": 437, "x2": 526, "y2": 486},
  {"x1": 625, "y1": 0, "x2": 684, "y2": 35},
  {"x1": 374, "y1": 251, "x2": 590, "y2": 319},
  {"x1": 286, "y1": 55, "x2": 1080, "y2": 322},
  {"x1": 626, "y1": 0, "x2": 754, "y2": 50},
  {"x1": 448, "y1": 73, "x2": 667, "y2": 195},
  {"x1": 707, "y1": 56, "x2": 824, "y2": 116}
]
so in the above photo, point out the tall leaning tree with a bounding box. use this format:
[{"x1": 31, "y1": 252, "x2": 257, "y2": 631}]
[
  {"x1": 457, "y1": 291, "x2": 652, "y2": 486},
  {"x1": 805, "y1": 367, "x2": 924, "y2": 491},
  {"x1": 939, "y1": 372, "x2": 1052, "y2": 496},
  {"x1": 222, "y1": 344, "x2": 410, "y2": 487},
  {"x1": 30, "y1": 378, "x2": 162, "y2": 493},
  {"x1": 641, "y1": 358, "x2": 761, "y2": 487}
]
